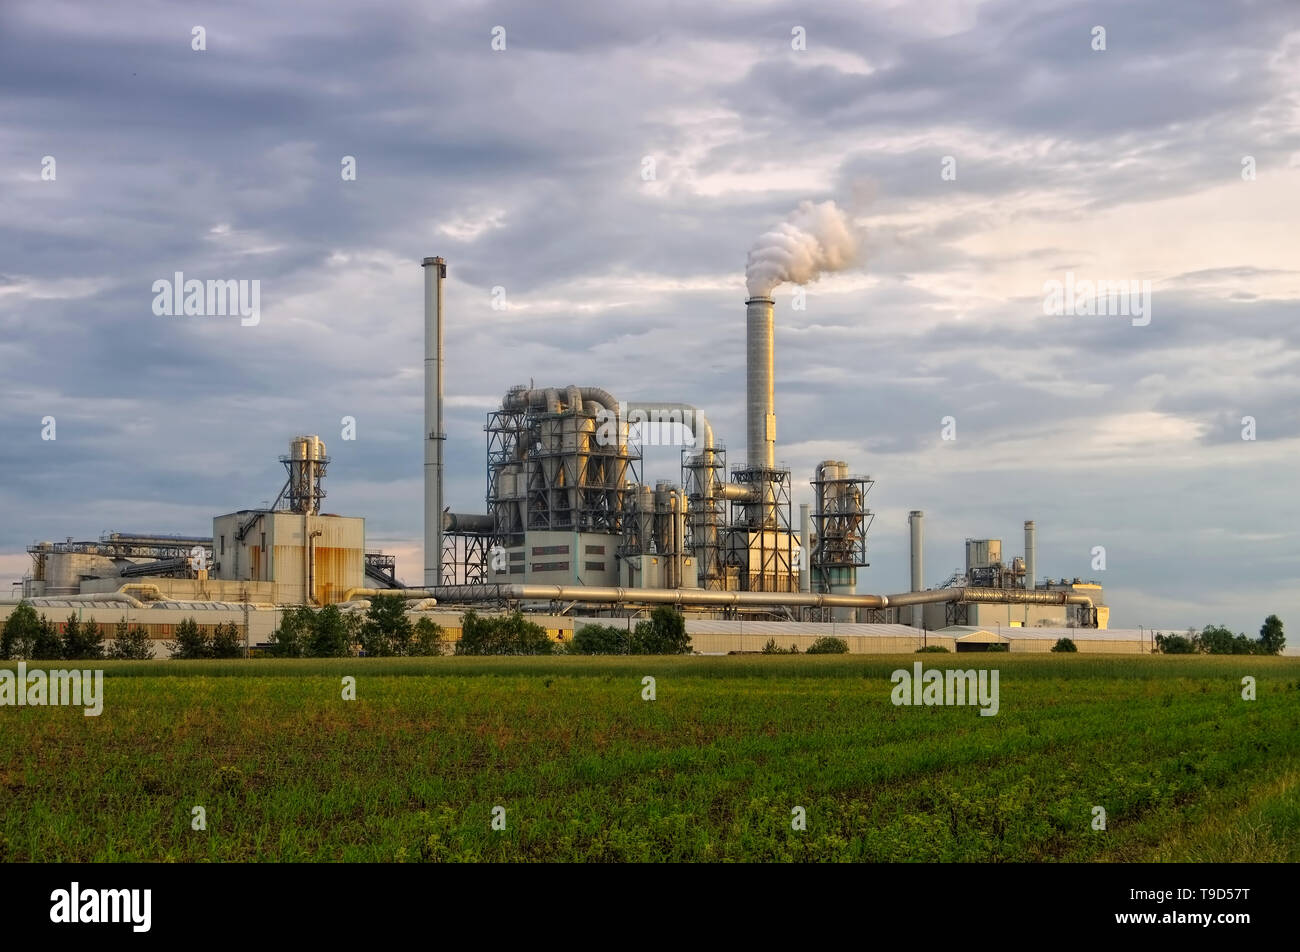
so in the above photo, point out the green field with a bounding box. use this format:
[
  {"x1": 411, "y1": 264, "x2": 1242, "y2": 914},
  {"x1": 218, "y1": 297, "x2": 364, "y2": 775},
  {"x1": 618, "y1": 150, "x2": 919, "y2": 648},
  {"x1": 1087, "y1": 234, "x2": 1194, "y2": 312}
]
[{"x1": 2, "y1": 655, "x2": 1298, "y2": 862}]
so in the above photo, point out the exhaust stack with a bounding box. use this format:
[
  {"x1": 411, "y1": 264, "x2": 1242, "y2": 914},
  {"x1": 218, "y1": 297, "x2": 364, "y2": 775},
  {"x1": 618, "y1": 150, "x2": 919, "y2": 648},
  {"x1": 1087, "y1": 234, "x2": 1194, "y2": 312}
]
[
  {"x1": 423, "y1": 257, "x2": 446, "y2": 587},
  {"x1": 1024, "y1": 520, "x2": 1036, "y2": 593},
  {"x1": 745, "y1": 296, "x2": 776, "y2": 468},
  {"x1": 909, "y1": 510, "x2": 924, "y2": 628}
]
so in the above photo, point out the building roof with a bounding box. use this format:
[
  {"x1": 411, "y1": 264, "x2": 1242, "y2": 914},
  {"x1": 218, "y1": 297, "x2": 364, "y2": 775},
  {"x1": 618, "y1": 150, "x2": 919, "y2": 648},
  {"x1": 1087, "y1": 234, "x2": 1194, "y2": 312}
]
[{"x1": 682, "y1": 621, "x2": 924, "y2": 637}]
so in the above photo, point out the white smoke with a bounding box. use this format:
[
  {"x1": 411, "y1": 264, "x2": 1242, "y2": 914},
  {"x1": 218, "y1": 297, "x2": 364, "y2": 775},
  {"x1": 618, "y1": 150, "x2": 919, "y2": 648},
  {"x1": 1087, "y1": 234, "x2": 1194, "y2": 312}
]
[{"x1": 744, "y1": 200, "x2": 859, "y2": 298}]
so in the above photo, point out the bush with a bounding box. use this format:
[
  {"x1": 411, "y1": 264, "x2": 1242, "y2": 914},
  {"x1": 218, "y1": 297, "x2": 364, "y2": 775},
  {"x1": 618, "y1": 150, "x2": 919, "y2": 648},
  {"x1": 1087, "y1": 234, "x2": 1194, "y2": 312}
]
[
  {"x1": 984, "y1": 643, "x2": 1008, "y2": 652},
  {"x1": 572, "y1": 624, "x2": 630, "y2": 655},
  {"x1": 412, "y1": 617, "x2": 445, "y2": 656},
  {"x1": 1051, "y1": 637, "x2": 1078, "y2": 653},
  {"x1": 1154, "y1": 632, "x2": 1196, "y2": 654},
  {"x1": 761, "y1": 638, "x2": 799, "y2": 655},
  {"x1": 806, "y1": 636, "x2": 849, "y2": 655},
  {"x1": 629, "y1": 607, "x2": 692, "y2": 655},
  {"x1": 455, "y1": 611, "x2": 554, "y2": 655},
  {"x1": 268, "y1": 606, "x2": 314, "y2": 658},
  {"x1": 309, "y1": 605, "x2": 352, "y2": 657},
  {"x1": 166, "y1": 618, "x2": 211, "y2": 659},
  {"x1": 108, "y1": 618, "x2": 155, "y2": 660},
  {"x1": 916, "y1": 645, "x2": 949, "y2": 653}
]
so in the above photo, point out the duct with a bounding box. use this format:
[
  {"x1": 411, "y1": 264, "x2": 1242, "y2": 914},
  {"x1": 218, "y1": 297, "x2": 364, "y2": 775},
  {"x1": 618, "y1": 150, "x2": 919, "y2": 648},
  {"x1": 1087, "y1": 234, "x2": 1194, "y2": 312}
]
[
  {"x1": 427, "y1": 583, "x2": 1095, "y2": 615},
  {"x1": 444, "y1": 512, "x2": 494, "y2": 534},
  {"x1": 340, "y1": 587, "x2": 440, "y2": 604},
  {"x1": 1024, "y1": 520, "x2": 1036, "y2": 593},
  {"x1": 25, "y1": 592, "x2": 147, "y2": 609},
  {"x1": 719, "y1": 482, "x2": 760, "y2": 502},
  {"x1": 502, "y1": 387, "x2": 563, "y2": 415},
  {"x1": 423, "y1": 256, "x2": 447, "y2": 588},
  {"x1": 674, "y1": 488, "x2": 686, "y2": 588},
  {"x1": 624, "y1": 401, "x2": 712, "y2": 450},
  {"x1": 745, "y1": 296, "x2": 776, "y2": 468}
]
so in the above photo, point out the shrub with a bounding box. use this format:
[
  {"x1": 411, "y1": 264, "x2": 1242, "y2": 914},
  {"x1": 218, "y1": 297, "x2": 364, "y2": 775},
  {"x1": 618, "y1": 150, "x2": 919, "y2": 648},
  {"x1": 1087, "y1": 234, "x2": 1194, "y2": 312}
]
[
  {"x1": 916, "y1": 645, "x2": 949, "y2": 653},
  {"x1": 309, "y1": 605, "x2": 352, "y2": 657},
  {"x1": 108, "y1": 618, "x2": 155, "y2": 660},
  {"x1": 1154, "y1": 632, "x2": 1196, "y2": 654},
  {"x1": 572, "y1": 624, "x2": 630, "y2": 655},
  {"x1": 761, "y1": 638, "x2": 799, "y2": 655},
  {"x1": 984, "y1": 643, "x2": 1008, "y2": 652},
  {"x1": 455, "y1": 611, "x2": 554, "y2": 655},
  {"x1": 806, "y1": 636, "x2": 849, "y2": 655},
  {"x1": 1051, "y1": 637, "x2": 1077, "y2": 653},
  {"x1": 629, "y1": 607, "x2": 692, "y2": 655},
  {"x1": 269, "y1": 606, "x2": 315, "y2": 658}
]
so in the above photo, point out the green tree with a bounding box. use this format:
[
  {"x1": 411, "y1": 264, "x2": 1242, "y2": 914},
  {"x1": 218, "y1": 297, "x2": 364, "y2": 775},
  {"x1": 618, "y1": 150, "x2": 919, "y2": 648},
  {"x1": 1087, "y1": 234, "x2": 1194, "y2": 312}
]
[
  {"x1": 1259, "y1": 615, "x2": 1285, "y2": 655},
  {"x1": 61, "y1": 613, "x2": 105, "y2": 660},
  {"x1": 309, "y1": 605, "x2": 352, "y2": 657},
  {"x1": 1, "y1": 602, "x2": 42, "y2": 659},
  {"x1": 572, "y1": 623, "x2": 630, "y2": 655},
  {"x1": 31, "y1": 616, "x2": 63, "y2": 660},
  {"x1": 211, "y1": 621, "x2": 244, "y2": 659},
  {"x1": 269, "y1": 606, "x2": 315, "y2": 658},
  {"x1": 1051, "y1": 637, "x2": 1078, "y2": 653},
  {"x1": 629, "y1": 607, "x2": 691, "y2": 655},
  {"x1": 1154, "y1": 631, "x2": 1196, "y2": 654},
  {"x1": 108, "y1": 617, "x2": 155, "y2": 660},
  {"x1": 806, "y1": 636, "x2": 849, "y2": 655},
  {"x1": 1199, "y1": 624, "x2": 1238, "y2": 655},
  {"x1": 412, "y1": 617, "x2": 444, "y2": 656},
  {"x1": 167, "y1": 618, "x2": 211, "y2": 659},
  {"x1": 360, "y1": 595, "x2": 412, "y2": 657},
  {"x1": 455, "y1": 611, "x2": 554, "y2": 655}
]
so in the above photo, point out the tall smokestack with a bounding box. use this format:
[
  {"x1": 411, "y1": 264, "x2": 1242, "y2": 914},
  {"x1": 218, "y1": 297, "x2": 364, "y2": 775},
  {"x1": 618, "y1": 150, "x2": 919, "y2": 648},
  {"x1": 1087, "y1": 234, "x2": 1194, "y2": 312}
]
[
  {"x1": 423, "y1": 256, "x2": 446, "y2": 587},
  {"x1": 909, "y1": 510, "x2": 924, "y2": 628},
  {"x1": 746, "y1": 295, "x2": 776, "y2": 468},
  {"x1": 1024, "y1": 520, "x2": 1036, "y2": 593}
]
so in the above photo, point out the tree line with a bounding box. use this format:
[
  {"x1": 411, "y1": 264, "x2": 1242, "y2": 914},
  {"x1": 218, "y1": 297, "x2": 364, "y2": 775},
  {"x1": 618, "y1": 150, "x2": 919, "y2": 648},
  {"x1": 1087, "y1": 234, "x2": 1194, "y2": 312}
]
[
  {"x1": 1153, "y1": 616, "x2": 1285, "y2": 655},
  {"x1": 1, "y1": 602, "x2": 156, "y2": 660}
]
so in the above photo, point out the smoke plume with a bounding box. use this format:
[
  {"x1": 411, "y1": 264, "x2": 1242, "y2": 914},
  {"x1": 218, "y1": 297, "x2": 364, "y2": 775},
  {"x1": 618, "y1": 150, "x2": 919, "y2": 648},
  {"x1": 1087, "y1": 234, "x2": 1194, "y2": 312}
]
[{"x1": 744, "y1": 200, "x2": 858, "y2": 298}]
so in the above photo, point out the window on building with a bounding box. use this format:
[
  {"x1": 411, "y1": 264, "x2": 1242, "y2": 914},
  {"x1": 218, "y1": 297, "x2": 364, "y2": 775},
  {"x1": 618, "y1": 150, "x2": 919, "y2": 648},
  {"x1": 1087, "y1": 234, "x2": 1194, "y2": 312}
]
[
  {"x1": 220, "y1": 535, "x2": 225, "y2": 555},
  {"x1": 584, "y1": 544, "x2": 605, "y2": 555},
  {"x1": 531, "y1": 544, "x2": 569, "y2": 556},
  {"x1": 531, "y1": 561, "x2": 569, "y2": 573},
  {"x1": 584, "y1": 562, "x2": 606, "y2": 572}
]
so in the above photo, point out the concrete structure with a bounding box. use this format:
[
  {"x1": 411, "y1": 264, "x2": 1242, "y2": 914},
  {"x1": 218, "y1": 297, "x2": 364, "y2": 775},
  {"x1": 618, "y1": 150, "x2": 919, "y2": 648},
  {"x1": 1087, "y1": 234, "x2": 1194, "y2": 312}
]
[{"x1": 212, "y1": 510, "x2": 364, "y2": 605}]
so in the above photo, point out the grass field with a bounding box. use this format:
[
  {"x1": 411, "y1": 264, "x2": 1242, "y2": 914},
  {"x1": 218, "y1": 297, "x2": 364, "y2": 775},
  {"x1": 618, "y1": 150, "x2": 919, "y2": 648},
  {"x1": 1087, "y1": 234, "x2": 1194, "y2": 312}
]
[{"x1": 2, "y1": 654, "x2": 1298, "y2": 862}]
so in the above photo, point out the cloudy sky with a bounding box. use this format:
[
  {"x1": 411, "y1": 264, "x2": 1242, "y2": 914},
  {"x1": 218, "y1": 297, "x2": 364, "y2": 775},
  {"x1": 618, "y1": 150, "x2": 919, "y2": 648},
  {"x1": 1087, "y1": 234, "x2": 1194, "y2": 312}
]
[{"x1": 2, "y1": 0, "x2": 1298, "y2": 637}]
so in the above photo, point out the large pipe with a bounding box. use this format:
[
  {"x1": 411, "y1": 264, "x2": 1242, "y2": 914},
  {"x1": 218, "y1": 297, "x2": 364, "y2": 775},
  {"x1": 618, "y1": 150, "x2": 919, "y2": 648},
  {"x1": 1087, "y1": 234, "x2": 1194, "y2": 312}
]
[
  {"x1": 444, "y1": 512, "x2": 494, "y2": 534},
  {"x1": 624, "y1": 401, "x2": 712, "y2": 450},
  {"x1": 745, "y1": 296, "x2": 776, "y2": 468},
  {"x1": 341, "y1": 588, "x2": 440, "y2": 604},
  {"x1": 422, "y1": 256, "x2": 447, "y2": 587},
  {"x1": 799, "y1": 503, "x2": 811, "y2": 593},
  {"x1": 429, "y1": 583, "x2": 1094, "y2": 613},
  {"x1": 1024, "y1": 520, "x2": 1036, "y2": 593},
  {"x1": 909, "y1": 510, "x2": 924, "y2": 628}
]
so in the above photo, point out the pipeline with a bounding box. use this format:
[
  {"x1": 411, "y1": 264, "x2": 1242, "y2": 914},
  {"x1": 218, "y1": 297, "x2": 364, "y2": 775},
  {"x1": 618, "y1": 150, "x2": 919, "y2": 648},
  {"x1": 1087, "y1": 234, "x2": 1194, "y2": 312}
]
[
  {"x1": 340, "y1": 588, "x2": 440, "y2": 605},
  {"x1": 427, "y1": 584, "x2": 1094, "y2": 615}
]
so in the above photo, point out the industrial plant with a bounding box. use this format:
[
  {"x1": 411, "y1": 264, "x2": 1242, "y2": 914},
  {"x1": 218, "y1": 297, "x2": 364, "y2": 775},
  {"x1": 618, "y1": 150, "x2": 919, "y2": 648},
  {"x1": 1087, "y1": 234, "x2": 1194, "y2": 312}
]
[{"x1": 3, "y1": 241, "x2": 1127, "y2": 655}]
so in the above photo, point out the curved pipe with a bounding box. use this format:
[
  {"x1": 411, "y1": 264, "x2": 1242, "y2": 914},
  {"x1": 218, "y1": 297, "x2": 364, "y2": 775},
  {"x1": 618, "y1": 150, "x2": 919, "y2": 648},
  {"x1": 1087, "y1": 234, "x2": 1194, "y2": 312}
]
[{"x1": 624, "y1": 401, "x2": 712, "y2": 450}]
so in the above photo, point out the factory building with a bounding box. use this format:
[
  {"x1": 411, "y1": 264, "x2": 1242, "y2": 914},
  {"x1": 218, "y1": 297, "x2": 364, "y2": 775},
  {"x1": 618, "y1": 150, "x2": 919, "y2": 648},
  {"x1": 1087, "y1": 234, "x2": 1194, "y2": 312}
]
[{"x1": 3, "y1": 248, "x2": 1124, "y2": 650}]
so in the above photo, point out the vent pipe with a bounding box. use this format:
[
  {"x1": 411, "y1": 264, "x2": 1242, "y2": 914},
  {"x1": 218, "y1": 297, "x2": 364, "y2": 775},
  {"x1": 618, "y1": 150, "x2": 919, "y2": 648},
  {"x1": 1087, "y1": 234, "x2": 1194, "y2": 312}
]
[
  {"x1": 745, "y1": 296, "x2": 776, "y2": 468},
  {"x1": 908, "y1": 510, "x2": 924, "y2": 628},
  {"x1": 423, "y1": 256, "x2": 446, "y2": 587},
  {"x1": 799, "y1": 503, "x2": 811, "y2": 593},
  {"x1": 1024, "y1": 520, "x2": 1036, "y2": 593}
]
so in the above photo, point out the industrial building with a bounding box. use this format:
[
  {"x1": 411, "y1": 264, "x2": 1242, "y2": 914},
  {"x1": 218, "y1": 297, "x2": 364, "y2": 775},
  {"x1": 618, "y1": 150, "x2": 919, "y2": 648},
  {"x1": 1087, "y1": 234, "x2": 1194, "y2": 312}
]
[{"x1": 2, "y1": 250, "x2": 1124, "y2": 655}]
